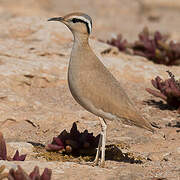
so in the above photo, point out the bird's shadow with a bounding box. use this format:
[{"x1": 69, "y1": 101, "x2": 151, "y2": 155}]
[
  {"x1": 144, "y1": 99, "x2": 176, "y2": 111},
  {"x1": 105, "y1": 144, "x2": 143, "y2": 164},
  {"x1": 144, "y1": 99, "x2": 180, "y2": 127},
  {"x1": 29, "y1": 141, "x2": 143, "y2": 164}
]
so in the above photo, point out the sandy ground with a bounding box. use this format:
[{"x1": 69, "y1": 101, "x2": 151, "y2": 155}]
[{"x1": 0, "y1": 1, "x2": 179, "y2": 179}]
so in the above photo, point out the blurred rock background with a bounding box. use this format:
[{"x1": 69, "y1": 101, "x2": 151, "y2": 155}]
[
  {"x1": 0, "y1": 1, "x2": 179, "y2": 179},
  {"x1": 1, "y1": 0, "x2": 180, "y2": 40}
]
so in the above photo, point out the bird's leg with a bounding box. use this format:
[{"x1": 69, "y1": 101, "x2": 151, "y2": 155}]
[
  {"x1": 99, "y1": 117, "x2": 107, "y2": 167},
  {"x1": 93, "y1": 132, "x2": 102, "y2": 165}
]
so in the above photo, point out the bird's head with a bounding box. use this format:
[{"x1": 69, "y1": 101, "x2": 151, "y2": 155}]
[{"x1": 48, "y1": 12, "x2": 92, "y2": 36}]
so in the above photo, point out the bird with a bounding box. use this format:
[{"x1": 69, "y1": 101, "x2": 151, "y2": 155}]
[{"x1": 48, "y1": 12, "x2": 155, "y2": 167}]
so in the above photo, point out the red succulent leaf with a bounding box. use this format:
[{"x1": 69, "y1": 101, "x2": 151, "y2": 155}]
[
  {"x1": 8, "y1": 165, "x2": 52, "y2": 180},
  {"x1": 12, "y1": 150, "x2": 26, "y2": 161},
  {"x1": 70, "y1": 122, "x2": 80, "y2": 139},
  {"x1": 40, "y1": 168, "x2": 52, "y2": 180},
  {"x1": 133, "y1": 50, "x2": 146, "y2": 57},
  {"x1": 154, "y1": 31, "x2": 162, "y2": 42},
  {"x1": 8, "y1": 165, "x2": 31, "y2": 180},
  {"x1": 29, "y1": 166, "x2": 52, "y2": 180},
  {"x1": 29, "y1": 166, "x2": 40, "y2": 179},
  {"x1": 58, "y1": 130, "x2": 70, "y2": 143},
  {"x1": 155, "y1": 76, "x2": 163, "y2": 90},
  {"x1": 169, "y1": 79, "x2": 178, "y2": 90},
  {"x1": 46, "y1": 144, "x2": 64, "y2": 151},
  {"x1": 107, "y1": 34, "x2": 129, "y2": 51},
  {"x1": 146, "y1": 88, "x2": 167, "y2": 101},
  {"x1": 52, "y1": 137, "x2": 64, "y2": 147},
  {"x1": 151, "y1": 79, "x2": 158, "y2": 89}
]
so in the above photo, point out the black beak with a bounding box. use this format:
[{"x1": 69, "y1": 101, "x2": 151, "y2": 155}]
[{"x1": 48, "y1": 17, "x2": 63, "y2": 22}]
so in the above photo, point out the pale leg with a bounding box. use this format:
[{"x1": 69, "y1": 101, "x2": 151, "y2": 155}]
[
  {"x1": 93, "y1": 133, "x2": 102, "y2": 165},
  {"x1": 99, "y1": 117, "x2": 107, "y2": 167}
]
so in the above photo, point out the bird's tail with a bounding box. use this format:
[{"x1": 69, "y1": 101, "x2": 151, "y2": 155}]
[{"x1": 135, "y1": 114, "x2": 155, "y2": 133}]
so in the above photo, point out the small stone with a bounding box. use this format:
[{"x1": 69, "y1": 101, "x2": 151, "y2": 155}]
[
  {"x1": 147, "y1": 152, "x2": 168, "y2": 161},
  {"x1": 162, "y1": 153, "x2": 171, "y2": 161},
  {"x1": 177, "y1": 147, "x2": 180, "y2": 154}
]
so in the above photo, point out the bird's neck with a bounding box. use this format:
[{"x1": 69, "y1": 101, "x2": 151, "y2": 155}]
[
  {"x1": 73, "y1": 32, "x2": 89, "y2": 48},
  {"x1": 70, "y1": 33, "x2": 92, "y2": 65}
]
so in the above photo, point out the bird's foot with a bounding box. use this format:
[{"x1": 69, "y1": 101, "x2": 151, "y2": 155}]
[
  {"x1": 99, "y1": 160, "x2": 105, "y2": 168},
  {"x1": 79, "y1": 161, "x2": 97, "y2": 167},
  {"x1": 92, "y1": 155, "x2": 99, "y2": 166},
  {"x1": 88, "y1": 159, "x2": 105, "y2": 167},
  {"x1": 79, "y1": 159, "x2": 105, "y2": 167}
]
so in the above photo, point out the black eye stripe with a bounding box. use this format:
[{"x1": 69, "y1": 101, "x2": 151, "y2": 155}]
[
  {"x1": 72, "y1": 18, "x2": 78, "y2": 23},
  {"x1": 71, "y1": 18, "x2": 91, "y2": 34},
  {"x1": 72, "y1": 18, "x2": 85, "y2": 24}
]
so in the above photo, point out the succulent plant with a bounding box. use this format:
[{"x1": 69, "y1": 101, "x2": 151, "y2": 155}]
[
  {"x1": 0, "y1": 132, "x2": 26, "y2": 161},
  {"x1": 107, "y1": 27, "x2": 180, "y2": 66},
  {"x1": 8, "y1": 165, "x2": 52, "y2": 180},
  {"x1": 46, "y1": 122, "x2": 100, "y2": 155},
  {"x1": 132, "y1": 27, "x2": 180, "y2": 65},
  {"x1": 146, "y1": 71, "x2": 180, "y2": 113},
  {"x1": 107, "y1": 34, "x2": 129, "y2": 52}
]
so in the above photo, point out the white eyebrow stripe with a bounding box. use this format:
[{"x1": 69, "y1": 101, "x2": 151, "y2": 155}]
[{"x1": 71, "y1": 16, "x2": 92, "y2": 33}]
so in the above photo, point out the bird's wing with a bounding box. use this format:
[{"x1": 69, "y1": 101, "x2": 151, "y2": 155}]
[{"x1": 77, "y1": 55, "x2": 154, "y2": 132}]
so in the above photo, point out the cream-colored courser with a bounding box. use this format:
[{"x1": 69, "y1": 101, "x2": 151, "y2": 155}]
[{"x1": 48, "y1": 12, "x2": 154, "y2": 167}]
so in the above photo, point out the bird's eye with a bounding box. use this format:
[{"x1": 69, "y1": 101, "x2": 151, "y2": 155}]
[{"x1": 72, "y1": 18, "x2": 78, "y2": 23}]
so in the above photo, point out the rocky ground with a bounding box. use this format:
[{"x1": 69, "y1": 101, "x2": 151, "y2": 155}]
[{"x1": 0, "y1": 0, "x2": 180, "y2": 179}]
